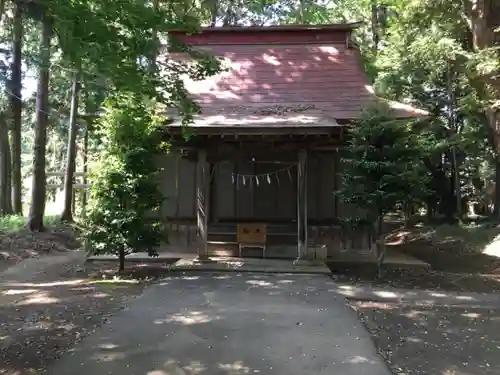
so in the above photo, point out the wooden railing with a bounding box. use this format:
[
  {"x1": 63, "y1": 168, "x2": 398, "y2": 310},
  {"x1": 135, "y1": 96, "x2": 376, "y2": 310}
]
[
  {"x1": 309, "y1": 220, "x2": 376, "y2": 259},
  {"x1": 45, "y1": 171, "x2": 90, "y2": 190}
]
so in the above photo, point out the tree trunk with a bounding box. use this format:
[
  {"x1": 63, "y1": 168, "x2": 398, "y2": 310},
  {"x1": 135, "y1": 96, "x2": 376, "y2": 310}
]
[
  {"x1": 494, "y1": 156, "x2": 500, "y2": 220},
  {"x1": 28, "y1": 19, "x2": 51, "y2": 232},
  {"x1": 209, "y1": 0, "x2": 217, "y2": 27},
  {"x1": 298, "y1": 0, "x2": 305, "y2": 23},
  {"x1": 60, "y1": 74, "x2": 80, "y2": 222},
  {"x1": 222, "y1": 0, "x2": 234, "y2": 26},
  {"x1": 375, "y1": 215, "x2": 385, "y2": 278},
  {"x1": 463, "y1": 2, "x2": 500, "y2": 209},
  {"x1": 438, "y1": 175, "x2": 457, "y2": 222},
  {"x1": 403, "y1": 200, "x2": 412, "y2": 228},
  {"x1": 81, "y1": 123, "x2": 89, "y2": 214},
  {"x1": 147, "y1": 0, "x2": 159, "y2": 73},
  {"x1": 119, "y1": 249, "x2": 125, "y2": 271},
  {"x1": 10, "y1": 2, "x2": 23, "y2": 215},
  {"x1": 452, "y1": 147, "x2": 462, "y2": 219},
  {"x1": 486, "y1": 109, "x2": 500, "y2": 219},
  {"x1": 0, "y1": 0, "x2": 6, "y2": 24},
  {"x1": 426, "y1": 198, "x2": 436, "y2": 221},
  {"x1": 371, "y1": 1, "x2": 379, "y2": 53},
  {"x1": 0, "y1": 113, "x2": 13, "y2": 215},
  {"x1": 447, "y1": 62, "x2": 462, "y2": 219}
]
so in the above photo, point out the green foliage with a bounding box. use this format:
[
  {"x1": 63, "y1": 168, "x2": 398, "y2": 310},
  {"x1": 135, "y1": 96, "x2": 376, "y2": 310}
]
[
  {"x1": 50, "y1": 1, "x2": 222, "y2": 259},
  {"x1": 2, "y1": 0, "x2": 498, "y2": 231},
  {"x1": 336, "y1": 106, "x2": 429, "y2": 223},
  {"x1": 0, "y1": 214, "x2": 58, "y2": 233},
  {"x1": 371, "y1": 1, "x2": 497, "y2": 216},
  {"x1": 83, "y1": 93, "x2": 167, "y2": 258}
]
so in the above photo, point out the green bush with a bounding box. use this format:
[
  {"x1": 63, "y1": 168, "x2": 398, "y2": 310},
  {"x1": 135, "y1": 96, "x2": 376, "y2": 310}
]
[
  {"x1": 0, "y1": 215, "x2": 58, "y2": 233},
  {"x1": 83, "y1": 93, "x2": 167, "y2": 270},
  {"x1": 336, "y1": 105, "x2": 429, "y2": 275}
]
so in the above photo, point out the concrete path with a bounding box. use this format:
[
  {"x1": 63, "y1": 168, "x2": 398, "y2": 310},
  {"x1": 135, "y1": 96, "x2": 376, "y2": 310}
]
[
  {"x1": 46, "y1": 273, "x2": 391, "y2": 375},
  {"x1": 86, "y1": 254, "x2": 332, "y2": 275}
]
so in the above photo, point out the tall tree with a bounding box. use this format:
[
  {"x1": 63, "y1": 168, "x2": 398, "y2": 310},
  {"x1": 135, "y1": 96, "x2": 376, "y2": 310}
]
[
  {"x1": 81, "y1": 118, "x2": 89, "y2": 213},
  {"x1": 0, "y1": 111, "x2": 12, "y2": 214},
  {"x1": 148, "y1": 0, "x2": 159, "y2": 73},
  {"x1": 337, "y1": 106, "x2": 429, "y2": 275},
  {"x1": 60, "y1": 73, "x2": 80, "y2": 222},
  {"x1": 0, "y1": 0, "x2": 5, "y2": 24},
  {"x1": 370, "y1": 0, "x2": 379, "y2": 52},
  {"x1": 209, "y1": 0, "x2": 218, "y2": 26},
  {"x1": 28, "y1": 17, "x2": 51, "y2": 231},
  {"x1": 462, "y1": 1, "x2": 500, "y2": 217},
  {"x1": 10, "y1": 0, "x2": 23, "y2": 214},
  {"x1": 382, "y1": 0, "x2": 500, "y2": 217},
  {"x1": 222, "y1": 0, "x2": 235, "y2": 25}
]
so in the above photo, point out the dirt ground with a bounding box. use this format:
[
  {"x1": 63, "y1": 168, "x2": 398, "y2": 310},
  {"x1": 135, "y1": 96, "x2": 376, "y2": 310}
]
[
  {"x1": 0, "y1": 252, "x2": 158, "y2": 375},
  {"x1": 3, "y1": 221, "x2": 500, "y2": 375},
  {"x1": 332, "y1": 267, "x2": 500, "y2": 293},
  {"x1": 0, "y1": 223, "x2": 178, "y2": 375},
  {"x1": 388, "y1": 221, "x2": 500, "y2": 275},
  {"x1": 330, "y1": 221, "x2": 500, "y2": 293},
  {"x1": 351, "y1": 301, "x2": 500, "y2": 375},
  {"x1": 0, "y1": 224, "x2": 81, "y2": 273},
  {"x1": 332, "y1": 222, "x2": 500, "y2": 375}
]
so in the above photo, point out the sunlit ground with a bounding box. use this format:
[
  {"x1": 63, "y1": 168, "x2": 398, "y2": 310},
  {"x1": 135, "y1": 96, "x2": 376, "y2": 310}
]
[
  {"x1": 480, "y1": 233, "x2": 500, "y2": 257},
  {"x1": 0, "y1": 266, "x2": 146, "y2": 375}
]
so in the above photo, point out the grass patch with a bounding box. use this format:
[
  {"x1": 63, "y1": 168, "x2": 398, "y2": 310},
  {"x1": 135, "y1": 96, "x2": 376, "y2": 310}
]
[{"x1": 0, "y1": 215, "x2": 60, "y2": 233}]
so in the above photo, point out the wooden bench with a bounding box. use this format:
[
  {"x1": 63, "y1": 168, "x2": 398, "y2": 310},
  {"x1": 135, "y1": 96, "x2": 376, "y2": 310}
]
[{"x1": 237, "y1": 223, "x2": 267, "y2": 258}]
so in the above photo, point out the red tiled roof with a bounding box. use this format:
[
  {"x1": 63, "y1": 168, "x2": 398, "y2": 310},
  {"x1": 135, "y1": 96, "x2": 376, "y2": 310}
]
[{"x1": 167, "y1": 26, "x2": 428, "y2": 127}]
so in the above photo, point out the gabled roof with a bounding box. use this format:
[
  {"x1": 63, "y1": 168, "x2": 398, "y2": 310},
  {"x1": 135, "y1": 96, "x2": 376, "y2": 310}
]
[{"x1": 167, "y1": 25, "x2": 428, "y2": 128}]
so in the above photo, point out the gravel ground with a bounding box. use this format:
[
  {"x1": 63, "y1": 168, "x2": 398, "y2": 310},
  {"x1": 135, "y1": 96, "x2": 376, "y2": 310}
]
[{"x1": 351, "y1": 300, "x2": 500, "y2": 375}]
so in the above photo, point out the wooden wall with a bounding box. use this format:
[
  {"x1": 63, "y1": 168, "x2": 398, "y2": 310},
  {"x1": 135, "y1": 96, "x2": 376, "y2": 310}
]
[
  {"x1": 157, "y1": 150, "x2": 340, "y2": 223},
  {"x1": 307, "y1": 152, "x2": 337, "y2": 222},
  {"x1": 213, "y1": 161, "x2": 297, "y2": 221},
  {"x1": 157, "y1": 153, "x2": 196, "y2": 219}
]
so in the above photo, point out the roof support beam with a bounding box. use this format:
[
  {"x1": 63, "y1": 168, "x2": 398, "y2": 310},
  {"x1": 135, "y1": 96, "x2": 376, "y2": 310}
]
[
  {"x1": 195, "y1": 148, "x2": 210, "y2": 261},
  {"x1": 296, "y1": 149, "x2": 308, "y2": 260}
]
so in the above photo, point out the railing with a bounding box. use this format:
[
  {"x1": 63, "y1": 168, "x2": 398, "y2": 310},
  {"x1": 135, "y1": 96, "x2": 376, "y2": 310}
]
[
  {"x1": 44, "y1": 171, "x2": 91, "y2": 215},
  {"x1": 309, "y1": 220, "x2": 376, "y2": 259},
  {"x1": 45, "y1": 171, "x2": 90, "y2": 189}
]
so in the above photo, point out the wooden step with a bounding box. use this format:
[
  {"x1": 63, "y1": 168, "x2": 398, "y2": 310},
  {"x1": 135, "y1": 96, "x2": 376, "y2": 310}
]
[
  {"x1": 208, "y1": 233, "x2": 297, "y2": 246},
  {"x1": 207, "y1": 242, "x2": 238, "y2": 257}
]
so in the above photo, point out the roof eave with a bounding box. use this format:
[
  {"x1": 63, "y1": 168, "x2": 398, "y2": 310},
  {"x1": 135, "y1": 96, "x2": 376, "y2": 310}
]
[
  {"x1": 168, "y1": 22, "x2": 364, "y2": 35},
  {"x1": 165, "y1": 125, "x2": 342, "y2": 136}
]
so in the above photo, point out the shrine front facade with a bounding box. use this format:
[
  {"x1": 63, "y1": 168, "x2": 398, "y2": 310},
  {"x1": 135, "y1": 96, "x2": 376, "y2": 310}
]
[{"x1": 156, "y1": 24, "x2": 427, "y2": 260}]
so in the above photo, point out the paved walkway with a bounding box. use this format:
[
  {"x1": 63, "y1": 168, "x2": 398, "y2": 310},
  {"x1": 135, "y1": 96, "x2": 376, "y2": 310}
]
[
  {"x1": 46, "y1": 273, "x2": 391, "y2": 375},
  {"x1": 86, "y1": 254, "x2": 332, "y2": 274}
]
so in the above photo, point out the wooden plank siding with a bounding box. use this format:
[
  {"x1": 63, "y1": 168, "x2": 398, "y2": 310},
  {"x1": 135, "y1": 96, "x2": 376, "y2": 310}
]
[
  {"x1": 157, "y1": 150, "x2": 373, "y2": 258},
  {"x1": 158, "y1": 151, "x2": 336, "y2": 221}
]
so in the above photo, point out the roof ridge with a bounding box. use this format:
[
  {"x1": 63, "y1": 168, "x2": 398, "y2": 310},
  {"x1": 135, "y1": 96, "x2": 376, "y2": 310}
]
[{"x1": 195, "y1": 23, "x2": 363, "y2": 33}]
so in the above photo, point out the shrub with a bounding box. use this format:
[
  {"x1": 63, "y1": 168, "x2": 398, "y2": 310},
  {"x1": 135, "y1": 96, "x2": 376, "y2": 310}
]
[{"x1": 83, "y1": 93, "x2": 167, "y2": 270}]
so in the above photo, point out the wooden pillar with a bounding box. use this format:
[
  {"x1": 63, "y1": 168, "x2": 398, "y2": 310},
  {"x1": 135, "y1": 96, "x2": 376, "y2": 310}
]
[
  {"x1": 196, "y1": 149, "x2": 210, "y2": 260},
  {"x1": 297, "y1": 149, "x2": 308, "y2": 259},
  {"x1": 209, "y1": 162, "x2": 216, "y2": 223}
]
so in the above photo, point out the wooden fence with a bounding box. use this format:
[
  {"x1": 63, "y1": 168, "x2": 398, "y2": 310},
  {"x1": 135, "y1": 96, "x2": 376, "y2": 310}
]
[{"x1": 45, "y1": 171, "x2": 90, "y2": 214}]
